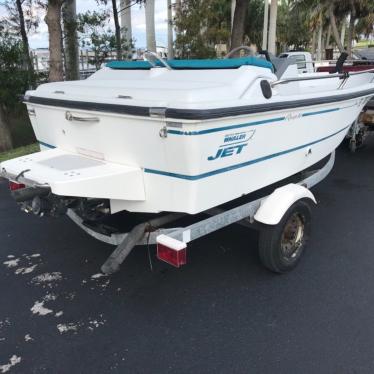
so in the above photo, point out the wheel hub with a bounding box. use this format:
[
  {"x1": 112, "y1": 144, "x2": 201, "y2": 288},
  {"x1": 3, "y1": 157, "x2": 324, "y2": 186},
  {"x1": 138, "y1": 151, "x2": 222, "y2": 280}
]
[{"x1": 280, "y1": 213, "x2": 304, "y2": 260}]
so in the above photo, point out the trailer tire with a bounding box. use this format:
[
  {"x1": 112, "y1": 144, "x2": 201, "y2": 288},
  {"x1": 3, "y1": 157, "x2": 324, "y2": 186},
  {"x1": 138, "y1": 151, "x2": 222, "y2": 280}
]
[{"x1": 258, "y1": 199, "x2": 312, "y2": 273}]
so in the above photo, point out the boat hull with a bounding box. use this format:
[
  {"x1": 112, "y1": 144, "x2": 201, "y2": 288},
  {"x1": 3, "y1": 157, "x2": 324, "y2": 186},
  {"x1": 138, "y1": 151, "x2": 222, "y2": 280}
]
[
  {"x1": 19, "y1": 94, "x2": 370, "y2": 214},
  {"x1": 113, "y1": 99, "x2": 364, "y2": 214}
]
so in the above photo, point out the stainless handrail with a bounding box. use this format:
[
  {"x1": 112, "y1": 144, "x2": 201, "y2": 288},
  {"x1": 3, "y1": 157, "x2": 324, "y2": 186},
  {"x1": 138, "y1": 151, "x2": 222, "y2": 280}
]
[
  {"x1": 318, "y1": 59, "x2": 374, "y2": 64},
  {"x1": 65, "y1": 111, "x2": 100, "y2": 123},
  {"x1": 271, "y1": 68, "x2": 374, "y2": 87},
  {"x1": 144, "y1": 50, "x2": 172, "y2": 70},
  {"x1": 348, "y1": 68, "x2": 374, "y2": 75},
  {"x1": 272, "y1": 73, "x2": 345, "y2": 87}
]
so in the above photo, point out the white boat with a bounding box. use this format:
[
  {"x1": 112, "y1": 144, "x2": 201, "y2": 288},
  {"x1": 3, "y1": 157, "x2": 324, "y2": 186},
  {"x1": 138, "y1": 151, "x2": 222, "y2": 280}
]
[{"x1": 1, "y1": 52, "x2": 374, "y2": 216}]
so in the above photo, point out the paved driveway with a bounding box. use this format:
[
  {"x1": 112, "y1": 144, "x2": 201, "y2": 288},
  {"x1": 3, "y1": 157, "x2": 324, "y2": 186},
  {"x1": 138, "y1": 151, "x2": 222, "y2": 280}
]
[{"x1": 1, "y1": 140, "x2": 374, "y2": 373}]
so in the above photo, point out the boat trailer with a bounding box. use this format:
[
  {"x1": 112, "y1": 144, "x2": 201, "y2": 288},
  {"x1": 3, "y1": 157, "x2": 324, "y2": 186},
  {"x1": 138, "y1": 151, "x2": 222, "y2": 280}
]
[{"x1": 67, "y1": 152, "x2": 336, "y2": 275}]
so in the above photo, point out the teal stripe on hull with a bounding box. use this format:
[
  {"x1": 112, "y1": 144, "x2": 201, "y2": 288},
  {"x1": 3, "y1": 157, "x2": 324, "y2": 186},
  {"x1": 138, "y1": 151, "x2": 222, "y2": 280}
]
[
  {"x1": 167, "y1": 116, "x2": 286, "y2": 136},
  {"x1": 38, "y1": 141, "x2": 55, "y2": 149},
  {"x1": 302, "y1": 108, "x2": 340, "y2": 117},
  {"x1": 144, "y1": 125, "x2": 349, "y2": 181},
  {"x1": 168, "y1": 108, "x2": 340, "y2": 136}
]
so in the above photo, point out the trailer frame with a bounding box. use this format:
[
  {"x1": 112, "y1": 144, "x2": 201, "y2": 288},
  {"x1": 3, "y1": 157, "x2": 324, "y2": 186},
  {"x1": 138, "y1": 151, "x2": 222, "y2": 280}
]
[{"x1": 67, "y1": 152, "x2": 336, "y2": 275}]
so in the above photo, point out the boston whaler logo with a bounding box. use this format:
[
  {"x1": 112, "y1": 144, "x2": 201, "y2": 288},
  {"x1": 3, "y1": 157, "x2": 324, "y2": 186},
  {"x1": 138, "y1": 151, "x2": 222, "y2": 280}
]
[{"x1": 207, "y1": 130, "x2": 255, "y2": 161}]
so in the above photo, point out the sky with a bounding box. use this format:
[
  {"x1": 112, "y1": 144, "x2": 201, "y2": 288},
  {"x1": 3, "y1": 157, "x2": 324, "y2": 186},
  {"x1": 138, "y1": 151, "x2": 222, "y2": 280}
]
[{"x1": 0, "y1": 0, "x2": 169, "y2": 49}]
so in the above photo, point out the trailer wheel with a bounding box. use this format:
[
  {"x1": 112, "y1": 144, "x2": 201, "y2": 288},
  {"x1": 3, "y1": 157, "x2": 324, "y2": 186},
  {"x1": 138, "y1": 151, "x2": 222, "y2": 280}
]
[{"x1": 258, "y1": 199, "x2": 312, "y2": 273}]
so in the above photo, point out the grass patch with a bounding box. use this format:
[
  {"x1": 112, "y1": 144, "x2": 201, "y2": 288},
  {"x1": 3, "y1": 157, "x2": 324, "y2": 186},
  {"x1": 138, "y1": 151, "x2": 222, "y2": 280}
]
[
  {"x1": 355, "y1": 40, "x2": 374, "y2": 48},
  {"x1": 0, "y1": 143, "x2": 39, "y2": 163}
]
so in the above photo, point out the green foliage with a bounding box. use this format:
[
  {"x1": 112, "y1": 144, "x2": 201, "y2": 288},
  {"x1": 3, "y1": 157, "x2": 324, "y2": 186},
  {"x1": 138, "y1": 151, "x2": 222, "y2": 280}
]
[
  {"x1": 353, "y1": 2, "x2": 374, "y2": 39},
  {"x1": 77, "y1": 10, "x2": 132, "y2": 67},
  {"x1": 291, "y1": 0, "x2": 374, "y2": 50},
  {"x1": 278, "y1": 0, "x2": 311, "y2": 50},
  {"x1": 174, "y1": 0, "x2": 230, "y2": 58},
  {"x1": 173, "y1": 0, "x2": 324, "y2": 57},
  {"x1": 0, "y1": 32, "x2": 31, "y2": 109},
  {"x1": 0, "y1": 143, "x2": 39, "y2": 162},
  {"x1": 2, "y1": 0, "x2": 40, "y2": 36},
  {"x1": 244, "y1": 0, "x2": 265, "y2": 47},
  {"x1": 0, "y1": 31, "x2": 39, "y2": 147}
]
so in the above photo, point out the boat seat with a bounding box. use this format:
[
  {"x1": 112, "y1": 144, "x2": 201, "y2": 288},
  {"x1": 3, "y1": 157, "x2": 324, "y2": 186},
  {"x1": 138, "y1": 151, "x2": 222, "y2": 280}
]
[{"x1": 106, "y1": 57, "x2": 274, "y2": 71}]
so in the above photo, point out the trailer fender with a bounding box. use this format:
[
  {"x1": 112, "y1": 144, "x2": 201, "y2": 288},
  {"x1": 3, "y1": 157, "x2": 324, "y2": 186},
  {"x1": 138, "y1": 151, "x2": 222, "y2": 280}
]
[{"x1": 254, "y1": 183, "x2": 316, "y2": 225}]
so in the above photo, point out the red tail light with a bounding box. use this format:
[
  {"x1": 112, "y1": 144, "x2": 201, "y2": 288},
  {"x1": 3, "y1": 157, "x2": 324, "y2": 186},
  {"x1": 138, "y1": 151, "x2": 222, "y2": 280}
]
[
  {"x1": 156, "y1": 235, "x2": 187, "y2": 268},
  {"x1": 9, "y1": 181, "x2": 26, "y2": 191}
]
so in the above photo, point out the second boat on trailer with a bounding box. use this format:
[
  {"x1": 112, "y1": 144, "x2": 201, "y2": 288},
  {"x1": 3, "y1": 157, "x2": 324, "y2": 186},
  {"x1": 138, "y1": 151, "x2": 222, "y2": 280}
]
[{"x1": 1, "y1": 48, "x2": 374, "y2": 273}]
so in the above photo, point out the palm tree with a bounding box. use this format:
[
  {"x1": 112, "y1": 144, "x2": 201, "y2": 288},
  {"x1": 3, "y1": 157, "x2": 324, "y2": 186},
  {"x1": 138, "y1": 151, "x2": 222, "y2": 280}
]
[
  {"x1": 303, "y1": 2, "x2": 328, "y2": 60},
  {"x1": 316, "y1": 12, "x2": 323, "y2": 60},
  {"x1": 145, "y1": 0, "x2": 156, "y2": 52},
  {"x1": 328, "y1": 0, "x2": 372, "y2": 56},
  {"x1": 340, "y1": 15, "x2": 347, "y2": 47},
  {"x1": 262, "y1": 0, "x2": 269, "y2": 50},
  {"x1": 120, "y1": 0, "x2": 132, "y2": 46},
  {"x1": 45, "y1": 0, "x2": 64, "y2": 81},
  {"x1": 355, "y1": 11, "x2": 374, "y2": 39},
  {"x1": 63, "y1": 0, "x2": 79, "y2": 80},
  {"x1": 231, "y1": 0, "x2": 236, "y2": 31},
  {"x1": 344, "y1": 0, "x2": 374, "y2": 56},
  {"x1": 173, "y1": 0, "x2": 182, "y2": 57},
  {"x1": 111, "y1": 0, "x2": 122, "y2": 59},
  {"x1": 14, "y1": 0, "x2": 34, "y2": 77},
  {"x1": 327, "y1": 2, "x2": 345, "y2": 52},
  {"x1": 167, "y1": 0, "x2": 174, "y2": 59},
  {"x1": 230, "y1": 0, "x2": 248, "y2": 52},
  {"x1": 292, "y1": 0, "x2": 345, "y2": 53},
  {"x1": 268, "y1": 0, "x2": 278, "y2": 55}
]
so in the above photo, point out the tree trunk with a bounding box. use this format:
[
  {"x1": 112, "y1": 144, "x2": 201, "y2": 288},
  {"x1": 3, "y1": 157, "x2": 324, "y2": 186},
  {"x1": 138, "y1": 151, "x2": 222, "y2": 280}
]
[
  {"x1": 112, "y1": 0, "x2": 122, "y2": 60},
  {"x1": 175, "y1": 0, "x2": 181, "y2": 35},
  {"x1": 0, "y1": 106, "x2": 13, "y2": 153},
  {"x1": 316, "y1": 13, "x2": 323, "y2": 61},
  {"x1": 262, "y1": 0, "x2": 269, "y2": 51},
  {"x1": 326, "y1": 24, "x2": 332, "y2": 47},
  {"x1": 268, "y1": 0, "x2": 278, "y2": 55},
  {"x1": 120, "y1": 0, "x2": 132, "y2": 46},
  {"x1": 15, "y1": 0, "x2": 34, "y2": 81},
  {"x1": 328, "y1": 2, "x2": 344, "y2": 53},
  {"x1": 231, "y1": 0, "x2": 236, "y2": 31},
  {"x1": 174, "y1": 0, "x2": 181, "y2": 57},
  {"x1": 167, "y1": 0, "x2": 174, "y2": 59},
  {"x1": 45, "y1": 0, "x2": 64, "y2": 82},
  {"x1": 63, "y1": 0, "x2": 79, "y2": 80},
  {"x1": 145, "y1": 0, "x2": 156, "y2": 52},
  {"x1": 340, "y1": 18, "x2": 346, "y2": 47},
  {"x1": 230, "y1": 0, "x2": 248, "y2": 53},
  {"x1": 311, "y1": 29, "x2": 316, "y2": 59},
  {"x1": 347, "y1": 3, "x2": 356, "y2": 57}
]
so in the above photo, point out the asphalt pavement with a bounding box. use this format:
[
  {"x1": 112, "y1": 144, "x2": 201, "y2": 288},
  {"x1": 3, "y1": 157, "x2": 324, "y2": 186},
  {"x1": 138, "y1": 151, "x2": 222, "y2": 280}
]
[{"x1": 1, "y1": 138, "x2": 374, "y2": 374}]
